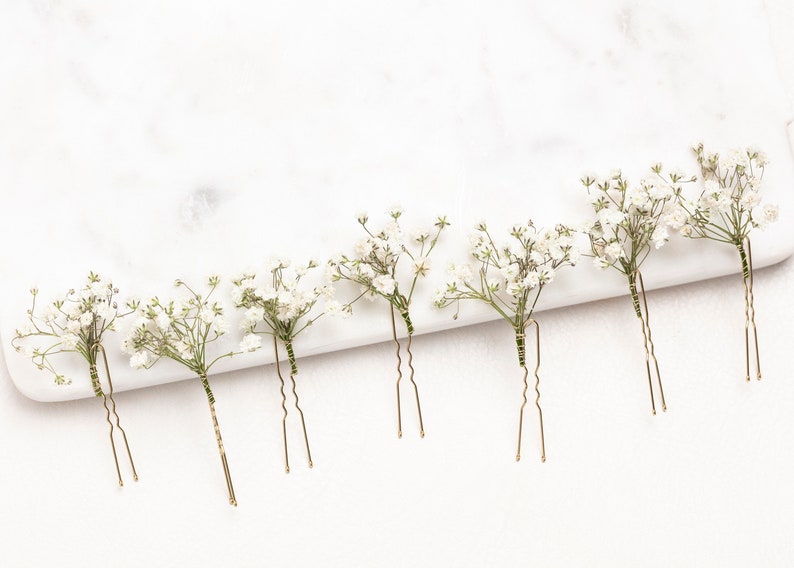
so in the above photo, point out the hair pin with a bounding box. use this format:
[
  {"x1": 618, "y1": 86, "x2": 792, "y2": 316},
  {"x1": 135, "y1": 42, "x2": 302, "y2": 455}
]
[
  {"x1": 582, "y1": 166, "x2": 687, "y2": 414},
  {"x1": 232, "y1": 258, "x2": 348, "y2": 473},
  {"x1": 329, "y1": 208, "x2": 449, "y2": 438},
  {"x1": 670, "y1": 145, "x2": 778, "y2": 381},
  {"x1": 12, "y1": 272, "x2": 138, "y2": 485},
  {"x1": 124, "y1": 275, "x2": 254, "y2": 506},
  {"x1": 435, "y1": 220, "x2": 578, "y2": 461}
]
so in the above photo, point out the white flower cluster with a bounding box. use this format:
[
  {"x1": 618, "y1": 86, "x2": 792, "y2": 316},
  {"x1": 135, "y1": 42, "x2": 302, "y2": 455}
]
[
  {"x1": 434, "y1": 221, "x2": 578, "y2": 317},
  {"x1": 329, "y1": 208, "x2": 449, "y2": 318},
  {"x1": 582, "y1": 166, "x2": 687, "y2": 274},
  {"x1": 12, "y1": 272, "x2": 133, "y2": 386},
  {"x1": 122, "y1": 275, "x2": 237, "y2": 374},
  {"x1": 232, "y1": 258, "x2": 348, "y2": 349},
  {"x1": 668, "y1": 145, "x2": 778, "y2": 240}
]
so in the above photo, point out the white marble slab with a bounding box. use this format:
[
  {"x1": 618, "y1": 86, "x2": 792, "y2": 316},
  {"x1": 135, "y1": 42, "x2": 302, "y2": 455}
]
[{"x1": 1, "y1": 0, "x2": 792, "y2": 401}]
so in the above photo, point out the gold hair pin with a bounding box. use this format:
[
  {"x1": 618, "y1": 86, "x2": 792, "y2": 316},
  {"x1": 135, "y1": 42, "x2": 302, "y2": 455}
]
[
  {"x1": 232, "y1": 258, "x2": 348, "y2": 473},
  {"x1": 329, "y1": 208, "x2": 449, "y2": 438},
  {"x1": 12, "y1": 272, "x2": 139, "y2": 485},
  {"x1": 124, "y1": 275, "x2": 253, "y2": 506},
  {"x1": 670, "y1": 145, "x2": 778, "y2": 381},
  {"x1": 582, "y1": 166, "x2": 690, "y2": 414},
  {"x1": 435, "y1": 220, "x2": 578, "y2": 461}
]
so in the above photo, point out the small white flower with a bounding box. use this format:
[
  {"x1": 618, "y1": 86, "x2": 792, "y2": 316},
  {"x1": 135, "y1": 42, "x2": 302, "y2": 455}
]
[
  {"x1": 372, "y1": 275, "x2": 396, "y2": 296},
  {"x1": 651, "y1": 226, "x2": 669, "y2": 249},
  {"x1": 60, "y1": 333, "x2": 80, "y2": 349},
  {"x1": 240, "y1": 334, "x2": 262, "y2": 352},
  {"x1": 130, "y1": 351, "x2": 149, "y2": 369},
  {"x1": 155, "y1": 312, "x2": 172, "y2": 331},
  {"x1": 604, "y1": 242, "x2": 625, "y2": 261}
]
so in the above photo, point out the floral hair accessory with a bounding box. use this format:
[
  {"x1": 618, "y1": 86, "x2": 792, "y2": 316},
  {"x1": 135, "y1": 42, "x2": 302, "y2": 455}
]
[
  {"x1": 329, "y1": 207, "x2": 449, "y2": 438},
  {"x1": 123, "y1": 275, "x2": 254, "y2": 506},
  {"x1": 434, "y1": 220, "x2": 579, "y2": 462},
  {"x1": 582, "y1": 166, "x2": 692, "y2": 414},
  {"x1": 669, "y1": 144, "x2": 777, "y2": 381},
  {"x1": 12, "y1": 272, "x2": 139, "y2": 486},
  {"x1": 232, "y1": 258, "x2": 348, "y2": 473}
]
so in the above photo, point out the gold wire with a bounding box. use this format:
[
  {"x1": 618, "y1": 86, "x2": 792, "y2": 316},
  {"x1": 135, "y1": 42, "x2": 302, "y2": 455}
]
[
  {"x1": 515, "y1": 331, "x2": 528, "y2": 462},
  {"x1": 389, "y1": 306, "x2": 404, "y2": 438},
  {"x1": 515, "y1": 323, "x2": 546, "y2": 463},
  {"x1": 528, "y1": 320, "x2": 546, "y2": 462},
  {"x1": 404, "y1": 331, "x2": 425, "y2": 438},
  {"x1": 90, "y1": 343, "x2": 138, "y2": 485},
  {"x1": 273, "y1": 337, "x2": 290, "y2": 473},
  {"x1": 91, "y1": 343, "x2": 138, "y2": 481},
  {"x1": 638, "y1": 271, "x2": 666, "y2": 412},
  {"x1": 287, "y1": 346, "x2": 314, "y2": 468},
  {"x1": 199, "y1": 374, "x2": 237, "y2": 506},
  {"x1": 745, "y1": 238, "x2": 762, "y2": 381}
]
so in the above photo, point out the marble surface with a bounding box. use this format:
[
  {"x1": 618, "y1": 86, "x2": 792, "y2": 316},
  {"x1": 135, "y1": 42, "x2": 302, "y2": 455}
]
[
  {"x1": 2, "y1": 1, "x2": 794, "y2": 567},
  {"x1": 1, "y1": 0, "x2": 793, "y2": 401}
]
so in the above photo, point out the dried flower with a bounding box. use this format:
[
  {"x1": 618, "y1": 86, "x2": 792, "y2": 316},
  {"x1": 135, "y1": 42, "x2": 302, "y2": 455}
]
[
  {"x1": 674, "y1": 144, "x2": 778, "y2": 381},
  {"x1": 434, "y1": 220, "x2": 578, "y2": 462},
  {"x1": 329, "y1": 209, "x2": 450, "y2": 437}
]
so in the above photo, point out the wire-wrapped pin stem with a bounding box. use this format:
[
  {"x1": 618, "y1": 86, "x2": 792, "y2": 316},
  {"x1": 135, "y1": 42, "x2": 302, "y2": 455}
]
[
  {"x1": 739, "y1": 238, "x2": 762, "y2": 382},
  {"x1": 515, "y1": 320, "x2": 545, "y2": 462},
  {"x1": 89, "y1": 343, "x2": 138, "y2": 486}
]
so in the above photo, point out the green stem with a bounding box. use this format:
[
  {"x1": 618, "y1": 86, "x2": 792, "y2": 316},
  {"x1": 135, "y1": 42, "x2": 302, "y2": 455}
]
[
  {"x1": 200, "y1": 373, "x2": 215, "y2": 405},
  {"x1": 89, "y1": 363, "x2": 103, "y2": 397},
  {"x1": 515, "y1": 329, "x2": 526, "y2": 368},
  {"x1": 737, "y1": 241, "x2": 750, "y2": 279},
  {"x1": 285, "y1": 340, "x2": 298, "y2": 375},
  {"x1": 628, "y1": 273, "x2": 643, "y2": 319},
  {"x1": 399, "y1": 309, "x2": 414, "y2": 335}
]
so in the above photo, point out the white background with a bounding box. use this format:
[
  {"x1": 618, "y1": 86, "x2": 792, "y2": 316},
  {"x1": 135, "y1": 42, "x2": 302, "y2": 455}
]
[{"x1": 2, "y1": 1, "x2": 794, "y2": 567}]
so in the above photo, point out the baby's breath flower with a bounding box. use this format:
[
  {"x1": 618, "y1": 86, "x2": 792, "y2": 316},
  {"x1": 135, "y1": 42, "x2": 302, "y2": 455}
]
[{"x1": 11, "y1": 272, "x2": 134, "y2": 389}]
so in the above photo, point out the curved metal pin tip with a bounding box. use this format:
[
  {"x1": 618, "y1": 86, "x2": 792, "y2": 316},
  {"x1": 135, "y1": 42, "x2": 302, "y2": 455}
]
[
  {"x1": 515, "y1": 455, "x2": 521, "y2": 462},
  {"x1": 118, "y1": 480, "x2": 124, "y2": 487},
  {"x1": 662, "y1": 405, "x2": 667, "y2": 412},
  {"x1": 746, "y1": 376, "x2": 751, "y2": 382},
  {"x1": 230, "y1": 499, "x2": 238, "y2": 507},
  {"x1": 652, "y1": 409, "x2": 657, "y2": 416},
  {"x1": 134, "y1": 475, "x2": 139, "y2": 482},
  {"x1": 757, "y1": 374, "x2": 762, "y2": 381},
  {"x1": 397, "y1": 431, "x2": 402, "y2": 438},
  {"x1": 541, "y1": 456, "x2": 546, "y2": 463},
  {"x1": 285, "y1": 467, "x2": 290, "y2": 474},
  {"x1": 420, "y1": 431, "x2": 425, "y2": 438},
  {"x1": 308, "y1": 461, "x2": 314, "y2": 468}
]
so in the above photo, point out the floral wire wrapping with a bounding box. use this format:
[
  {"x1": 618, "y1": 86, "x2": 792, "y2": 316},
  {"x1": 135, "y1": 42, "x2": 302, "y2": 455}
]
[
  {"x1": 582, "y1": 166, "x2": 693, "y2": 414},
  {"x1": 668, "y1": 145, "x2": 779, "y2": 381},
  {"x1": 232, "y1": 258, "x2": 349, "y2": 473},
  {"x1": 434, "y1": 221, "x2": 579, "y2": 462},
  {"x1": 12, "y1": 272, "x2": 139, "y2": 485},
  {"x1": 123, "y1": 275, "x2": 254, "y2": 506},
  {"x1": 328, "y1": 207, "x2": 449, "y2": 438}
]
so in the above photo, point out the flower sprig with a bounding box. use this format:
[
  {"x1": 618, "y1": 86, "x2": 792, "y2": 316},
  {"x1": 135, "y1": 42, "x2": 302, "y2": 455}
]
[
  {"x1": 123, "y1": 275, "x2": 248, "y2": 506},
  {"x1": 435, "y1": 221, "x2": 579, "y2": 349},
  {"x1": 434, "y1": 220, "x2": 579, "y2": 462},
  {"x1": 232, "y1": 257, "x2": 348, "y2": 472},
  {"x1": 329, "y1": 207, "x2": 449, "y2": 332},
  {"x1": 581, "y1": 166, "x2": 692, "y2": 415},
  {"x1": 12, "y1": 271, "x2": 139, "y2": 486},
  {"x1": 13, "y1": 271, "x2": 135, "y2": 390},
  {"x1": 232, "y1": 257, "x2": 348, "y2": 372},
  {"x1": 123, "y1": 275, "x2": 245, "y2": 376},
  {"x1": 328, "y1": 207, "x2": 450, "y2": 438},
  {"x1": 669, "y1": 144, "x2": 778, "y2": 276},
  {"x1": 670, "y1": 144, "x2": 779, "y2": 382}
]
